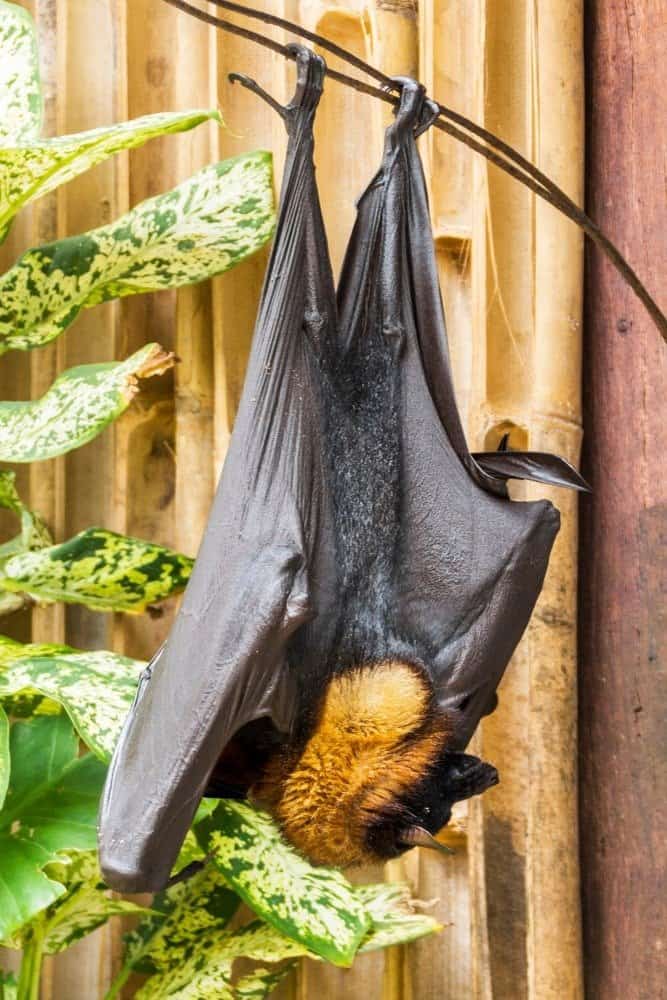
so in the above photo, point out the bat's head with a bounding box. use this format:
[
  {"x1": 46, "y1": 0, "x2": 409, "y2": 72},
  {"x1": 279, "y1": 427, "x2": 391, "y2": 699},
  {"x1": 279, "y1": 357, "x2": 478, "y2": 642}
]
[{"x1": 252, "y1": 661, "x2": 498, "y2": 867}]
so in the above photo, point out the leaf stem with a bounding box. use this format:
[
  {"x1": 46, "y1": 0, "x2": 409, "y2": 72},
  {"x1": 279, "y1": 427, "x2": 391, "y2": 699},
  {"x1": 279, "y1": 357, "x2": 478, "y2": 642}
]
[
  {"x1": 103, "y1": 964, "x2": 132, "y2": 1000},
  {"x1": 17, "y1": 926, "x2": 44, "y2": 1000}
]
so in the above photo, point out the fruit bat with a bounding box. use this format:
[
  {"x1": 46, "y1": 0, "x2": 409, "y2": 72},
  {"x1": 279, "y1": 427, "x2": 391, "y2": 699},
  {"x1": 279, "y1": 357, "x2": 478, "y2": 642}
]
[{"x1": 99, "y1": 47, "x2": 588, "y2": 893}]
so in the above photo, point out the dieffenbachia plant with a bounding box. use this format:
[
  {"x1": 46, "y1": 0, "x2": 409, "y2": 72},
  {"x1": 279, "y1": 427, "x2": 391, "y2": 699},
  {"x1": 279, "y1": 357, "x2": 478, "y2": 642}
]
[
  {"x1": 0, "y1": 3, "x2": 440, "y2": 997},
  {"x1": 0, "y1": 473, "x2": 193, "y2": 616},
  {"x1": 0, "y1": 636, "x2": 439, "y2": 996}
]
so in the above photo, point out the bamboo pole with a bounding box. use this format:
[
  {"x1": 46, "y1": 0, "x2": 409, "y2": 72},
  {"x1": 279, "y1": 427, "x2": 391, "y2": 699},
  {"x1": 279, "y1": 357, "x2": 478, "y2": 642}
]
[
  {"x1": 27, "y1": 0, "x2": 65, "y2": 650},
  {"x1": 468, "y1": 1, "x2": 584, "y2": 997}
]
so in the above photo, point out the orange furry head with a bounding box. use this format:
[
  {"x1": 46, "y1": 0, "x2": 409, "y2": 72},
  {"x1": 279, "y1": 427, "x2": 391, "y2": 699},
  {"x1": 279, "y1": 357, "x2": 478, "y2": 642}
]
[{"x1": 252, "y1": 661, "x2": 497, "y2": 867}]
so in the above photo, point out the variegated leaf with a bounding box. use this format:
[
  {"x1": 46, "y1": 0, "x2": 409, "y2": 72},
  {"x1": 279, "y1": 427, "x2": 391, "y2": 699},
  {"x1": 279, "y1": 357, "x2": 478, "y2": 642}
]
[
  {"x1": 0, "y1": 470, "x2": 52, "y2": 560},
  {"x1": 0, "y1": 526, "x2": 193, "y2": 612},
  {"x1": 34, "y1": 851, "x2": 151, "y2": 954},
  {"x1": 0, "y1": 0, "x2": 42, "y2": 145},
  {"x1": 133, "y1": 921, "x2": 305, "y2": 1000},
  {"x1": 122, "y1": 866, "x2": 240, "y2": 979},
  {"x1": 0, "y1": 109, "x2": 222, "y2": 241},
  {"x1": 0, "y1": 635, "x2": 143, "y2": 759},
  {"x1": 0, "y1": 341, "x2": 173, "y2": 462},
  {"x1": 356, "y1": 883, "x2": 441, "y2": 953},
  {"x1": 197, "y1": 802, "x2": 371, "y2": 966},
  {"x1": 0, "y1": 151, "x2": 275, "y2": 352},
  {"x1": 235, "y1": 967, "x2": 294, "y2": 1000},
  {"x1": 0, "y1": 715, "x2": 106, "y2": 944}
]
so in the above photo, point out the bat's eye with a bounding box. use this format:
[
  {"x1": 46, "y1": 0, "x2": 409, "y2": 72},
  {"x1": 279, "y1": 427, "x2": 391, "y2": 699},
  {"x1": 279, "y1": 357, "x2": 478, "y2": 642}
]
[{"x1": 456, "y1": 694, "x2": 472, "y2": 712}]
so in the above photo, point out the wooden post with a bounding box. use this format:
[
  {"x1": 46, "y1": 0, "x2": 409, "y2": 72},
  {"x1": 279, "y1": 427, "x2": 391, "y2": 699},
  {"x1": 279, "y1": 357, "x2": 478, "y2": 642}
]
[
  {"x1": 468, "y1": 1, "x2": 584, "y2": 997},
  {"x1": 579, "y1": 1, "x2": 667, "y2": 996}
]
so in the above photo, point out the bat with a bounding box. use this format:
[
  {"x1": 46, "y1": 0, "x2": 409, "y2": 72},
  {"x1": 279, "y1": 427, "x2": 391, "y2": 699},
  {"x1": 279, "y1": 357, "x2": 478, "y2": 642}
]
[{"x1": 99, "y1": 47, "x2": 588, "y2": 892}]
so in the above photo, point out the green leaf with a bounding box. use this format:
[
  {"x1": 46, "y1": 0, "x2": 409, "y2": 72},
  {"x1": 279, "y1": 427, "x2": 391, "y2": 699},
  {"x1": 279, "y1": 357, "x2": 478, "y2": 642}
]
[
  {"x1": 197, "y1": 802, "x2": 371, "y2": 967},
  {"x1": 36, "y1": 851, "x2": 151, "y2": 955},
  {"x1": 0, "y1": 970, "x2": 18, "y2": 1000},
  {"x1": 0, "y1": 704, "x2": 8, "y2": 810},
  {"x1": 0, "y1": 109, "x2": 222, "y2": 241},
  {"x1": 123, "y1": 866, "x2": 241, "y2": 979},
  {"x1": 355, "y1": 883, "x2": 441, "y2": 953},
  {"x1": 0, "y1": 470, "x2": 52, "y2": 562},
  {"x1": 235, "y1": 966, "x2": 294, "y2": 1000},
  {"x1": 0, "y1": 635, "x2": 143, "y2": 759},
  {"x1": 0, "y1": 342, "x2": 173, "y2": 462},
  {"x1": 0, "y1": 526, "x2": 193, "y2": 612},
  {"x1": 0, "y1": 150, "x2": 275, "y2": 352},
  {"x1": 133, "y1": 921, "x2": 304, "y2": 1000},
  {"x1": 0, "y1": 714, "x2": 106, "y2": 944},
  {"x1": 0, "y1": 0, "x2": 42, "y2": 145}
]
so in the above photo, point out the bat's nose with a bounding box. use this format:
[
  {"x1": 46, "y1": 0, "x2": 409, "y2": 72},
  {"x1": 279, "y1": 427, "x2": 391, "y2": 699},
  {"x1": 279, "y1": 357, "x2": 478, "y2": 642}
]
[{"x1": 444, "y1": 753, "x2": 499, "y2": 801}]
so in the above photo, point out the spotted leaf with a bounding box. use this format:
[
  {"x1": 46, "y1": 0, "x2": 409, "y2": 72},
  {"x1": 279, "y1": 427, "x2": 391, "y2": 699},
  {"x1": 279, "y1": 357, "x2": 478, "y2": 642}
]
[
  {"x1": 0, "y1": 526, "x2": 193, "y2": 612},
  {"x1": 0, "y1": 635, "x2": 143, "y2": 759},
  {"x1": 133, "y1": 920, "x2": 303, "y2": 1000},
  {"x1": 0, "y1": 151, "x2": 275, "y2": 351},
  {"x1": 122, "y1": 865, "x2": 241, "y2": 979},
  {"x1": 0, "y1": 341, "x2": 173, "y2": 462},
  {"x1": 197, "y1": 801, "x2": 371, "y2": 967},
  {"x1": 29, "y1": 851, "x2": 151, "y2": 955},
  {"x1": 0, "y1": 470, "x2": 52, "y2": 560},
  {"x1": 0, "y1": 0, "x2": 42, "y2": 145},
  {"x1": 356, "y1": 883, "x2": 441, "y2": 952},
  {"x1": 0, "y1": 109, "x2": 222, "y2": 241}
]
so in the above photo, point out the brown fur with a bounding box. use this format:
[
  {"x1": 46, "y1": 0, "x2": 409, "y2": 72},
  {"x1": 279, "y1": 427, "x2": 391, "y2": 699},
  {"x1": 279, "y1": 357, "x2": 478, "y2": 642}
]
[{"x1": 253, "y1": 661, "x2": 450, "y2": 866}]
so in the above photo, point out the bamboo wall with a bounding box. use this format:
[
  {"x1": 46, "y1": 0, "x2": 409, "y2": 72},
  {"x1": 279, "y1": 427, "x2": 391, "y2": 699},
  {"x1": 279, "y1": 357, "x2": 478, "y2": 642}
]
[{"x1": 0, "y1": 1, "x2": 584, "y2": 996}]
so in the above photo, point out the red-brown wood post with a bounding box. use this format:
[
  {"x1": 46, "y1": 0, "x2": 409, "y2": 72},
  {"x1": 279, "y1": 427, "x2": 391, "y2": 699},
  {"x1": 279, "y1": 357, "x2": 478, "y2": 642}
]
[{"x1": 579, "y1": 2, "x2": 666, "y2": 996}]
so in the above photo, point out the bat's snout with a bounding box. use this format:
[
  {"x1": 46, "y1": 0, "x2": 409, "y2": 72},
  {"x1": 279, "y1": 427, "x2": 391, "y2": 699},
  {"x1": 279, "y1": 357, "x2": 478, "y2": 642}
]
[{"x1": 443, "y1": 752, "x2": 499, "y2": 802}]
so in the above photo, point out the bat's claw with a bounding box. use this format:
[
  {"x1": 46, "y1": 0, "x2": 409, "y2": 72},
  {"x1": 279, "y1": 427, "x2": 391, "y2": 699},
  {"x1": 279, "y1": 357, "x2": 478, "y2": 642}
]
[
  {"x1": 229, "y1": 46, "x2": 326, "y2": 119},
  {"x1": 228, "y1": 73, "x2": 287, "y2": 118}
]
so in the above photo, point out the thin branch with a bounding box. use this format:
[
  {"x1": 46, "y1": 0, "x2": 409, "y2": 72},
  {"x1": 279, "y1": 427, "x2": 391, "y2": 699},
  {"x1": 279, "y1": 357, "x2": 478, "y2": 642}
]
[{"x1": 162, "y1": 0, "x2": 666, "y2": 341}]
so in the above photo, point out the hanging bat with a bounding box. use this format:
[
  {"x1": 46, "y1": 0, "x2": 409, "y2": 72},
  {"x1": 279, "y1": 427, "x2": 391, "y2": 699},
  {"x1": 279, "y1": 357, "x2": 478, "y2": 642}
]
[{"x1": 99, "y1": 47, "x2": 587, "y2": 892}]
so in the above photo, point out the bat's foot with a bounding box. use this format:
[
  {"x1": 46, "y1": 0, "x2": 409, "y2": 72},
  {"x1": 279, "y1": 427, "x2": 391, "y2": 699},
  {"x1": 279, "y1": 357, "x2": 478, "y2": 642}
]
[
  {"x1": 387, "y1": 76, "x2": 440, "y2": 139},
  {"x1": 228, "y1": 45, "x2": 326, "y2": 119}
]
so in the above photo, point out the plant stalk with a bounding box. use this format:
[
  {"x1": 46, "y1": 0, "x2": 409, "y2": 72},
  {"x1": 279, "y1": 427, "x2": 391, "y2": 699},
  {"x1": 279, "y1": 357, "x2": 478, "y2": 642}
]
[{"x1": 17, "y1": 926, "x2": 44, "y2": 1000}]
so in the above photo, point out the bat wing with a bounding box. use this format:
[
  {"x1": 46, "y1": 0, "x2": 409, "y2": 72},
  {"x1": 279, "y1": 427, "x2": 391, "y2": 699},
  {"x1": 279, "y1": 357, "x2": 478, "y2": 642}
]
[
  {"x1": 337, "y1": 82, "x2": 579, "y2": 748},
  {"x1": 98, "y1": 49, "x2": 335, "y2": 893}
]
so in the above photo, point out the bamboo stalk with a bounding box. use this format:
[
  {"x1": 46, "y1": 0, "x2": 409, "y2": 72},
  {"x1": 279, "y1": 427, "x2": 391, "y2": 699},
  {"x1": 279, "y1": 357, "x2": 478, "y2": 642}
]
[{"x1": 468, "y1": 1, "x2": 584, "y2": 997}]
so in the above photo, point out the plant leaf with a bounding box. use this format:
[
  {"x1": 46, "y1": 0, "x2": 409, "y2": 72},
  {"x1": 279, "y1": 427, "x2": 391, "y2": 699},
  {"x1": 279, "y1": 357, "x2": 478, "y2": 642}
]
[
  {"x1": 133, "y1": 921, "x2": 305, "y2": 1000},
  {"x1": 36, "y1": 851, "x2": 151, "y2": 954},
  {"x1": 0, "y1": 635, "x2": 143, "y2": 759},
  {"x1": 0, "y1": 714, "x2": 106, "y2": 944},
  {"x1": 123, "y1": 866, "x2": 240, "y2": 979},
  {"x1": 0, "y1": 109, "x2": 222, "y2": 241},
  {"x1": 0, "y1": 705, "x2": 8, "y2": 810},
  {"x1": 0, "y1": 342, "x2": 173, "y2": 462},
  {"x1": 197, "y1": 802, "x2": 371, "y2": 967},
  {"x1": 0, "y1": 527, "x2": 193, "y2": 612},
  {"x1": 355, "y1": 883, "x2": 442, "y2": 953},
  {"x1": 0, "y1": 151, "x2": 275, "y2": 352},
  {"x1": 0, "y1": 970, "x2": 18, "y2": 1000},
  {"x1": 0, "y1": 0, "x2": 42, "y2": 145},
  {"x1": 235, "y1": 966, "x2": 295, "y2": 1000},
  {"x1": 0, "y1": 470, "x2": 52, "y2": 562}
]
